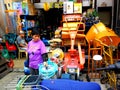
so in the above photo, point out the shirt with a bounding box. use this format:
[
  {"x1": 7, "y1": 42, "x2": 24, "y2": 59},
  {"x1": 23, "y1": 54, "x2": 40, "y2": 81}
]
[
  {"x1": 16, "y1": 36, "x2": 26, "y2": 46},
  {"x1": 27, "y1": 39, "x2": 46, "y2": 69}
]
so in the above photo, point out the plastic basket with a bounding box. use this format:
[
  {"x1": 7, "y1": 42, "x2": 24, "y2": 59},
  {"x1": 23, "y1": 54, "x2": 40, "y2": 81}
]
[{"x1": 23, "y1": 75, "x2": 41, "y2": 85}]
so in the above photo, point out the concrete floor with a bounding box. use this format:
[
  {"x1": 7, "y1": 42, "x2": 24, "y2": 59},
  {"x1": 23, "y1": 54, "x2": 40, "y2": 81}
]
[
  {"x1": 13, "y1": 58, "x2": 25, "y2": 70},
  {"x1": 0, "y1": 58, "x2": 108, "y2": 90},
  {"x1": 0, "y1": 58, "x2": 25, "y2": 90}
]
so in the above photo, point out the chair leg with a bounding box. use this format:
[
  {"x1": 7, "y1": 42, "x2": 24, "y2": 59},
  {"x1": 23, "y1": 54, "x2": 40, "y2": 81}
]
[
  {"x1": 18, "y1": 52, "x2": 20, "y2": 59},
  {"x1": 20, "y1": 52, "x2": 22, "y2": 58},
  {"x1": 25, "y1": 52, "x2": 27, "y2": 59}
]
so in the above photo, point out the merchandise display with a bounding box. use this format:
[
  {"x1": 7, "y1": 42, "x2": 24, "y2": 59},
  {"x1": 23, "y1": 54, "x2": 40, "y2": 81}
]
[{"x1": 1, "y1": 0, "x2": 120, "y2": 90}]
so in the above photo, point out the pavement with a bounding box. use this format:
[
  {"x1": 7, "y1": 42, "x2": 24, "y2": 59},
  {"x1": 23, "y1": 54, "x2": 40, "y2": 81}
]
[
  {"x1": 0, "y1": 71, "x2": 24, "y2": 90},
  {"x1": 0, "y1": 58, "x2": 25, "y2": 90}
]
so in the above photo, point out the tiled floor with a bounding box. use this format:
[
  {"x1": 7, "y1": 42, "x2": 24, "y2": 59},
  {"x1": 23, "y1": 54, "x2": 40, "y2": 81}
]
[{"x1": 0, "y1": 58, "x2": 109, "y2": 90}]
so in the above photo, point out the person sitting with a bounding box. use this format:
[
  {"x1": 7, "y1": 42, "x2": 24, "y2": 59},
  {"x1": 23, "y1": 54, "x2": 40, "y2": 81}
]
[{"x1": 16, "y1": 31, "x2": 27, "y2": 50}]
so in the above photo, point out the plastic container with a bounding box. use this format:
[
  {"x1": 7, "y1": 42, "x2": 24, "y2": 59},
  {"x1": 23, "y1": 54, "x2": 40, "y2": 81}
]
[{"x1": 23, "y1": 75, "x2": 41, "y2": 85}]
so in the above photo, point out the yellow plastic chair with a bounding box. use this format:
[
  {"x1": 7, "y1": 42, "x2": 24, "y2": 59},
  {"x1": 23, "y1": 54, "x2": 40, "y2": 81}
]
[{"x1": 15, "y1": 41, "x2": 27, "y2": 59}]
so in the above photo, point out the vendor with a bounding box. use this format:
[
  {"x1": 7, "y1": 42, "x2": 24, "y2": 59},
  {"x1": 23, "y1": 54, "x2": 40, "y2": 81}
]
[
  {"x1": 16, "y1": 30, "x2": 27, "y2": 50},
  {"x1": 27, "y1": 28, "x2": 48, "y2": 75}
]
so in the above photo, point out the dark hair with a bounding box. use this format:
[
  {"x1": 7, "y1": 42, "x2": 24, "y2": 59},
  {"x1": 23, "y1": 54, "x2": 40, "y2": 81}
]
[{"x1": 32, "y1": 28, "x2": 40, "y2": 36}]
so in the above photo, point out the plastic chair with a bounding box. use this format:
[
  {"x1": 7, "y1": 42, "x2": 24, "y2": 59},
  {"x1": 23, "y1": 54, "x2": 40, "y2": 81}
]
[{"x1": 15, "y1": 41, "x2": 27, "y2": 59}]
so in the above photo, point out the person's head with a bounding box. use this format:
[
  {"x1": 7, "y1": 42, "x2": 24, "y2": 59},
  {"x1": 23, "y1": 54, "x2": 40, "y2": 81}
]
[
  {"x1": 32, "y1": 28, "x2": 40, "y2": 42},
  {"x1": 19, "y1": 31, "x2": 25, "y2": 38}
]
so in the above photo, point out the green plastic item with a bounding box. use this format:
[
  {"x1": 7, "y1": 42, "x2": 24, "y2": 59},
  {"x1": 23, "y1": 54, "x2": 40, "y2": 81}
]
[
  {"x1": 92, "y1": 9, "x2": 98, "y2": 17},
  {"x1": 4, "y1": 33, "x2": 16, "y2": 44},
  {"x1": 2, "y1": 49, "x2": 10, "y2": 59},
  {"x1": 16, "y1": 75, "x2": 28, "y2": 90},
  {"x1": 9, "y1": 53, "x2": 16, "y2": 59}
]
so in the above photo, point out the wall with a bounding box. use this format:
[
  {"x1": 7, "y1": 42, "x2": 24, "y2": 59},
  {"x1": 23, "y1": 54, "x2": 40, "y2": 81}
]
[
  {"x1": 96, "y1": 0, "x2": 114, "y2": 28},
  {"x1": 97, "y1": 0, "x2": 113, "y2": 7},
  {"x1": 0, "y1": 0, "x2": 6, "y2": 36}
]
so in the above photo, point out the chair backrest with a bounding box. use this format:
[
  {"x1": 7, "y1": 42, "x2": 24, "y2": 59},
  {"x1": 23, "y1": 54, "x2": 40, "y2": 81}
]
[
  {"x1": 15, "y1": 41, "x2": 19, "y2": 50},
  {"x1": 15, "y1": 41, "x2": 27, "y2": 59},
  {"x1": 15, "y1": 41, "x2": 24, "y2": 52},
  {"x1": 15, "y1": 41, "x2": 27, "y2": 54}
]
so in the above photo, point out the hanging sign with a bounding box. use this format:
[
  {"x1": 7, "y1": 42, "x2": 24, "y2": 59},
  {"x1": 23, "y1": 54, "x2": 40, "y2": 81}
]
[
  {"x1": 74, "y1": 3, "x2": 82, "y2": 13},
  {"x1": 63, "y1": 1, "x2": 73, "y2": 14}
]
